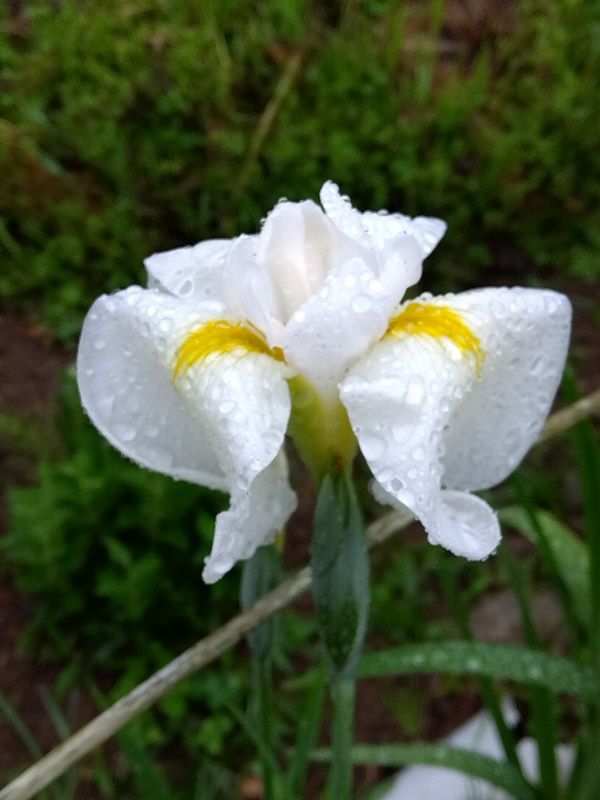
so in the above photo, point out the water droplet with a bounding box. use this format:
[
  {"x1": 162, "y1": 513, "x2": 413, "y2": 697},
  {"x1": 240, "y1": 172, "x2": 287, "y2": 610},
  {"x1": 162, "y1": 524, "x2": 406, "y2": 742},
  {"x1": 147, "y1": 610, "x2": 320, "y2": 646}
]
[
  {"x1": 219, "y1": 399, "x2": 236, "y2": 415},
  {"x1": 93, "y1": 338, "x2": 107, "y2": 351},
  {"x1": 178, "y1": 278, "x2": 194, "y2": 296},
  {"x1": 115, "y1": 423, "x2": 136, "y2": 442},
  {"x1": 344, "y1": 274, "x2": 357, "y2": 288},
  {"x1": 351, "y1": 294, "x2": 372, "y2": 314}
]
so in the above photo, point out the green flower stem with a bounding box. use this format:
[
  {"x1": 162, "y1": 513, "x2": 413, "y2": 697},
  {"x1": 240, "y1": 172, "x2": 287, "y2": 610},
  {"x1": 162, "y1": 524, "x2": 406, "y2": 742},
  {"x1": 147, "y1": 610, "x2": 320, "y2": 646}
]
[
  {"x1": 255, "y1": 660, "x2": 275, "y2": 800},
  {"x1": 329, "y1": 677, "x2": 356, "y2": 800},
  {"x1": 311, "y1": 471, "x2": 369, "y2": 800},
  {"x1": 241, "y1": 546, "x2": 283, "y2": 800}
]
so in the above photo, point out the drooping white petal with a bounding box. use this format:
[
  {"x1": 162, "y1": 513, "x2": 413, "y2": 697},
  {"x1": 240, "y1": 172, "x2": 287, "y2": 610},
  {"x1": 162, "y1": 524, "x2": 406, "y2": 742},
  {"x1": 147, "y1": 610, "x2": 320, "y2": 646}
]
[
  {"x1": 78, "y1": 285, "x2": 297, "y2": 580},
  {"x1": 340, "y1": 286, "x2": 570, "y2": 560},
  {"x1": 203, "y1": 452, "x2": 297, "y2": 583},
  {"x1": 439, "y1": 287, "x2": 571, "y2": 490},
  {"x1": 78, "y1": 286, "x2": 227, "y2": 489},
  {"x1": 144, "y1": 239, "x2": 230, "y2": 302},
  {"x1": 340, "y1": 330, "x2": 500, "y2": 559},
  {"x1": 171, "y1": 316, "x2": 295, "y2": 580}
]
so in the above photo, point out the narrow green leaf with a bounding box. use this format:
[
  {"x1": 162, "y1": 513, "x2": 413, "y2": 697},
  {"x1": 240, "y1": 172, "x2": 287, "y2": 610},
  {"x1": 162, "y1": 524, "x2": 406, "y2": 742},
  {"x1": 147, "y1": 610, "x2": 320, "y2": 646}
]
[
  {"x1": 287, "y1": 668, "x2": 327, "y2": 797},
  {"x1": 0, "y1": 691, "x2": 43, "y2": 760},
  {"x1": 312, "y1": 743, "x2": 537, "y2": 800},
  {"x1": 311, "y1": 471, "x2": 370, "y2": 677},
  {"x1": 359, "y1": 641, "x2": 595, "y2": 698},
  {"x1": 500, "y1": 505, "x2": 590, "y2": 626}
]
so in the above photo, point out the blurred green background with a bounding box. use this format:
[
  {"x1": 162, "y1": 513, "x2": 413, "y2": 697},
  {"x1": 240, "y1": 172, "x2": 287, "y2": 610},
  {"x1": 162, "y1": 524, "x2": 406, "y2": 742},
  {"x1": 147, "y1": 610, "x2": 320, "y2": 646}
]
[{"x1": 0, "y1": 1, "x2": 599, "y2": 798}]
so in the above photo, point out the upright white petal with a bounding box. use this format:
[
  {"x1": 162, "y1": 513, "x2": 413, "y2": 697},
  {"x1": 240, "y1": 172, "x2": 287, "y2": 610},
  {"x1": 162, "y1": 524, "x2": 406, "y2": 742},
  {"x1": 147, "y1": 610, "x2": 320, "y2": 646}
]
[
  {"x1": 144, "y1": 239, "x2": 230, "y2": 302},
  {"x1": 320, "y1": 181, "x2": 446, "y2": 262},
  {"x1": 340, "y1": 287, "x2": 570, "y2": 560},
  {"x1": 281, "y1": 233, "x2": 425, "y2": 393}
]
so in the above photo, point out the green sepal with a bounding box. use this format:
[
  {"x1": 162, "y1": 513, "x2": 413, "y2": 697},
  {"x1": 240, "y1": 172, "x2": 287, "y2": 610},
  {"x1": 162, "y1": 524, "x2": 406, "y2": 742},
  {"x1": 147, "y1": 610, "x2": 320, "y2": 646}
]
[
  {"x1": 240, "y1": 544, "x2": 283, "y2": 663},
  {"x1": 311, "y1": 471, "x2": 370, "y2": 678}
]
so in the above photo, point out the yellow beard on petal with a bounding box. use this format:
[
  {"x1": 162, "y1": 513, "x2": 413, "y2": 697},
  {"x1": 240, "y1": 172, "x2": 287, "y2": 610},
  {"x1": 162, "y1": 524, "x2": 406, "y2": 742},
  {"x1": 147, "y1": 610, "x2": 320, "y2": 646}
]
[
  {"x1": 173, "y1": 320, "x2": 285, "y2": 377},
  {"x1": 386, "y1": 302, "x2": 485, "y2": 375}
]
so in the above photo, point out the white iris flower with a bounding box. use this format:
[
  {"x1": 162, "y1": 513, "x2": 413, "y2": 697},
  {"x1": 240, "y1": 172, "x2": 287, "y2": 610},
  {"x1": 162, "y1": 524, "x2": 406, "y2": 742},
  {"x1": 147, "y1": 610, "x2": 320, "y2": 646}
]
[{"x1": 77, "y1": 183, "x2": 571, "y2": 583}]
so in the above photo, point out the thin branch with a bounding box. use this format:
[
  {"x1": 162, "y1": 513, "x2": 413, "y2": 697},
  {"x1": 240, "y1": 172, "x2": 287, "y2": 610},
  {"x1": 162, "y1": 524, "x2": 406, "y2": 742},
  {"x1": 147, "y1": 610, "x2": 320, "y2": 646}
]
[
  {"x1": 236, "y1": 51, "x2": 303, "y2": 195},
  {"x1": 537, "y1": 387, "x2": 600, "y2": 443},
  {"x1": 2, "y1": 391, "x2": 599, "y2": 800}
]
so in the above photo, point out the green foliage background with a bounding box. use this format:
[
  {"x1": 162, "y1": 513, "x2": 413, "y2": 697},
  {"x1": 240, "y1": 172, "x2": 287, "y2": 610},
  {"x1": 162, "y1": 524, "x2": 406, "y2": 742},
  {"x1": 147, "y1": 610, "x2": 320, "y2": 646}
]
[{"x1": 1, "y1": 0, "x2": 599, "y2": 339}]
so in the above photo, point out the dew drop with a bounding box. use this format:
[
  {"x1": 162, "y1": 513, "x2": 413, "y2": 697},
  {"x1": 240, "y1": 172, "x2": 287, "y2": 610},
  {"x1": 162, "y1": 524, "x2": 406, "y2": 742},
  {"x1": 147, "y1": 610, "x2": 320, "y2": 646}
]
[
  {"x1": 351, "y1": 294, "x2": 372, "y2": 314},
  {"x1": 219, "y1": 399, "x2": 236, "y2": 415},
  {"x1": 178, "y1": 278, "x2": 194, "y2": 296},
  {"x1": 115, "y1": 423, "x2": 136, "y2": 442},
  {"x1": 93, "y1": 338, "x2": 107, "y2": 351}
]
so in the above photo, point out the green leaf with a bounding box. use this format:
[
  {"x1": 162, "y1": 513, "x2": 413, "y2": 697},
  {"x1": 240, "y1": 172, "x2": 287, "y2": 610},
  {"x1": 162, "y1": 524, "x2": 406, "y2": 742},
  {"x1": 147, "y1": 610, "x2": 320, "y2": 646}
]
[
  {"x1": 312, "y1": 743, "x2": 537, "y2": 800},
  {"x1": 287, "y1": 668, "x2": 327, "y2": 797},
  {"x1": 311, "y1": 471, "x2": 370, "y2": 677},
  {"x1": 500, "y1": 505, "x2": 590, "y2": 626},
  {"x1": 359, "y1": 641, "x2": 595, "y2": 698}
]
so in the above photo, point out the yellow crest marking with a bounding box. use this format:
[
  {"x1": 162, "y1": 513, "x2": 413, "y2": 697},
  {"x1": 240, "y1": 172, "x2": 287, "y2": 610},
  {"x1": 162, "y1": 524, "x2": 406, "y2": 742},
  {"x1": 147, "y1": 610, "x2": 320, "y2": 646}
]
[
  {"x1": 386, "y1": 302, "x2": 485, "y2": 374},
  {"x1": 173, "y1": 320, "x2": 285, "y2": 378}
]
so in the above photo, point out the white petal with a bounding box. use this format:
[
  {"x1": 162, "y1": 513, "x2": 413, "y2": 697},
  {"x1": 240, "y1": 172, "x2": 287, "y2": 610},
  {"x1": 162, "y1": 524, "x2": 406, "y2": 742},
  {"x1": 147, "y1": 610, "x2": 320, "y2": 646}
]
[
  {"x1": 77, "y1": 286, "x2": 227, "y2": 489},
  {"x1": 340, "y1": 330, "x2": 499, "y2": 559},
  {"x1": 78, "y1": 286, "x2": 297, "y2": 580},
  {"x1": 282, "y1": 242, "x2": 427, "y2": 395},
  {"x1": 383, "y1": 703, "x2": 518, "y2": 800},
  {"x1": 144, "y1": 239, "x2": 230, "y2": 302},
  {"x1": 320, "y1": 181, "x2": 446, "y2": 261},
  {"x1": 439, "y1": 287, "x2": 571, "y2": 490},
  {"x1": 174, "y1": 317, "x2": 295, "y2": 580},
  {"x1": 202, "y1": 452, "x2": 297, "y2": 583},
  {"x1": 411, "y1": 216, "x2": 447, "y2": 257},
  {"x1": 257, "y1": 200, "x2": 334, "y2": 314},
  {"x1": 221, "y1": 233, "x2": 300, "y2": 346},
  {"x1": 340, "y1": 286, "x2": 570, "y2": 560},
  {"x1": 282, "y1": 256, "x2": 390, "y2": 394}
]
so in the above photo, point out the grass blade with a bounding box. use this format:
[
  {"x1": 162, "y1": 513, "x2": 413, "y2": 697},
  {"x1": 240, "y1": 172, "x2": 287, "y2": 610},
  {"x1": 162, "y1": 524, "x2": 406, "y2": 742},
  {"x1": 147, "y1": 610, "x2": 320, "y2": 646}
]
[
  {"x1": 359, "y1": 641, "x2": 594, "y2": 697},
  {"x1": 312, "y1": 743, "x2": 537, "y2": 800}
]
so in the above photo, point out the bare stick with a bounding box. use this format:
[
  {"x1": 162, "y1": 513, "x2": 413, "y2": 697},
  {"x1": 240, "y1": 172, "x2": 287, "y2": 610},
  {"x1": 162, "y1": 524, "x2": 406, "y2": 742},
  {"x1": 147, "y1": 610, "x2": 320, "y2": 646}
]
[
  {"x1": 538, "y1": 387, "x2": 600, "y2": 443},
  {"x1": 2, "y1": 391, "x2": 598, "y2": 800}
]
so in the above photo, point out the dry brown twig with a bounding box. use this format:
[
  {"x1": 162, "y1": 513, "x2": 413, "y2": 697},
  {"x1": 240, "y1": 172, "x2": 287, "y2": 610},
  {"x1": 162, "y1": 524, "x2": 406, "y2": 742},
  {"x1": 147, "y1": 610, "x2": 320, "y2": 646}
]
[{"x1": 1, "y1": 388, "x2": 600, "y2": 800}]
